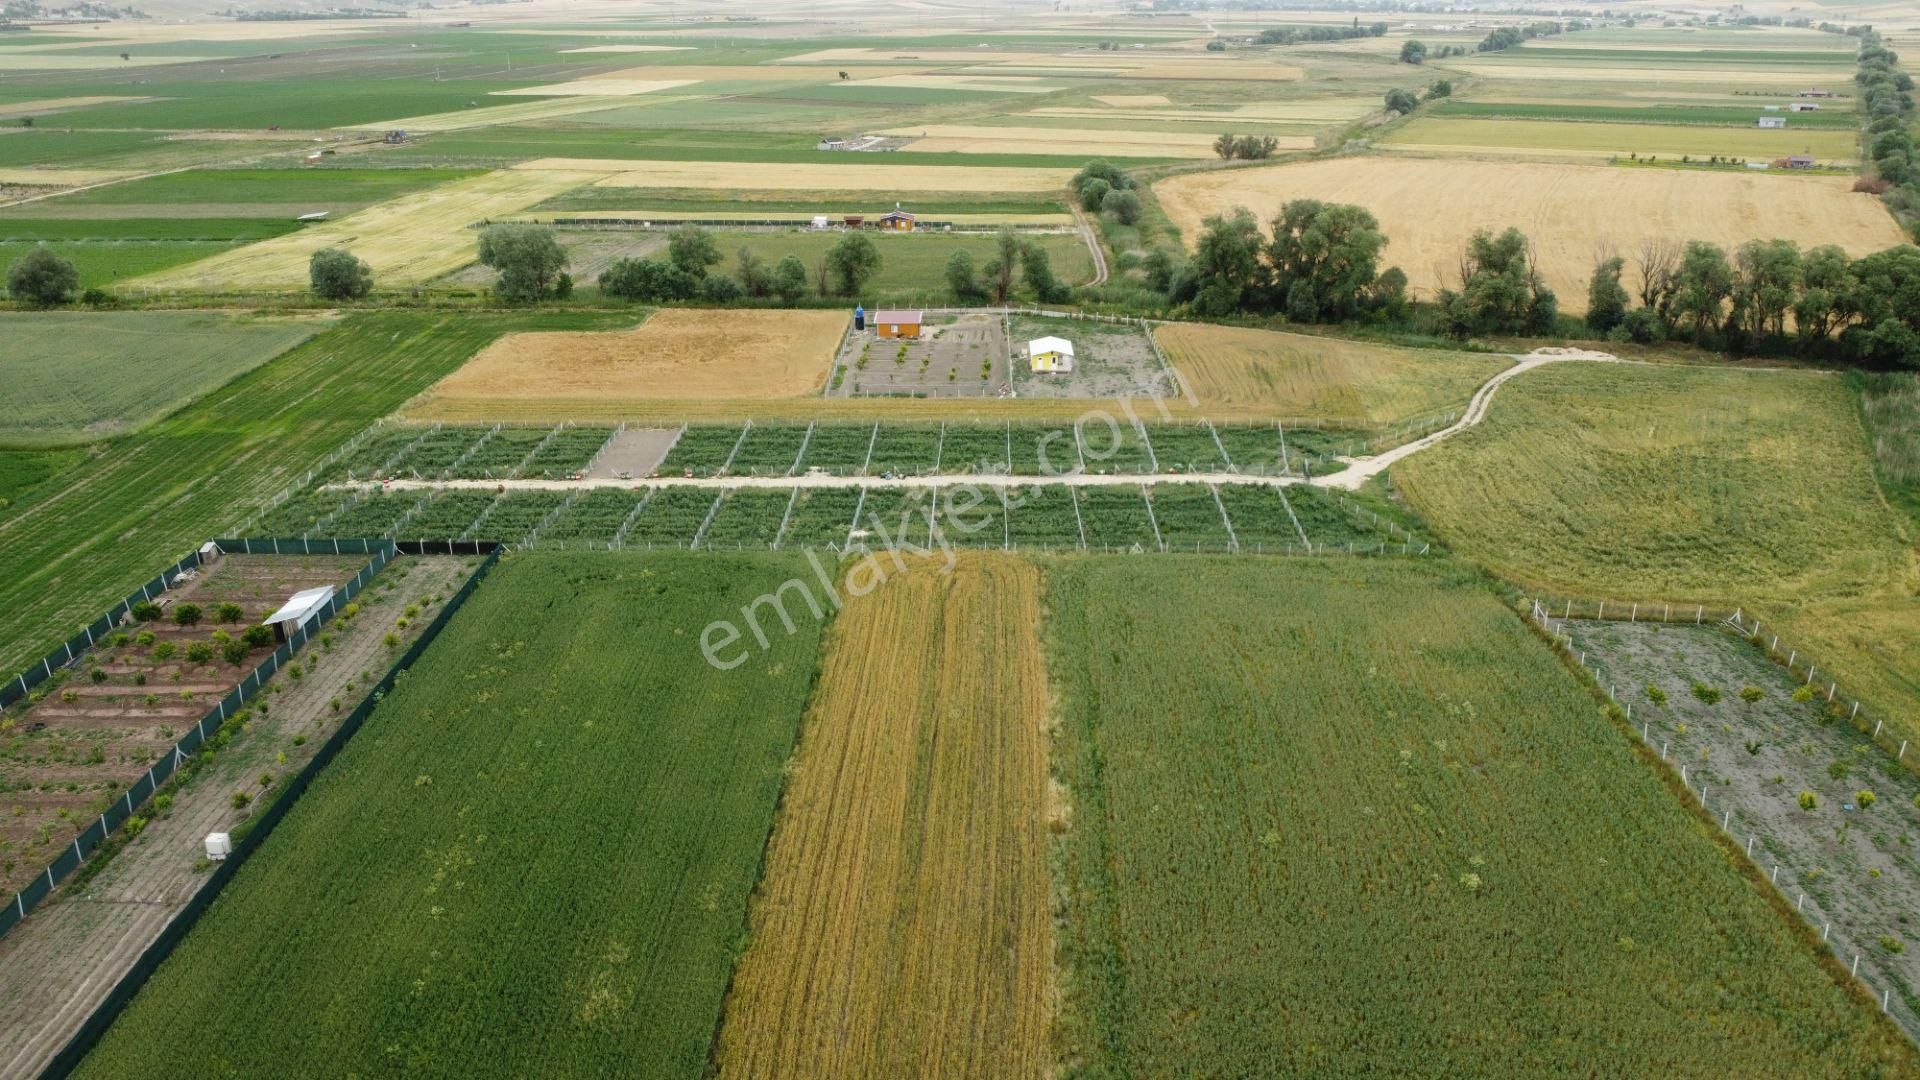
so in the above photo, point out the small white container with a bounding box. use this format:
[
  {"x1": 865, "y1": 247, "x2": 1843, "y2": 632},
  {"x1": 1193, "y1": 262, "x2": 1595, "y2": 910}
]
[{"x1": 205, "y1": 832, "x2": 232, "y2": 861}]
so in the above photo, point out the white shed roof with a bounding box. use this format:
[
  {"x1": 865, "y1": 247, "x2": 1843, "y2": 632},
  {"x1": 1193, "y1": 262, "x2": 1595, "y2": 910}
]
[
  {"x1": 262, "y1": 586, "x2": 334, "y2": 627},
  {"x1": 1028, "y1": 336, "x2": 1075, "y2": 355}
]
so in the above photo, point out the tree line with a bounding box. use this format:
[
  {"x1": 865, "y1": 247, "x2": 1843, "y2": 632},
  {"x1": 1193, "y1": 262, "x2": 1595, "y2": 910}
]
[
  {"x1": 1853, "y1": 29, "x2": 1917, "y2": 230},
  {"x1": 1157, "y1": 200, "x2": 1920, "y2": 368}
]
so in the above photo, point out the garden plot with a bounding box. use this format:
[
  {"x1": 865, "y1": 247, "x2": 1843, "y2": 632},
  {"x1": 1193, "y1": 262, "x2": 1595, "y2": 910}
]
[
  {"x1": 1008, "y1": 315, "x2": 1171, "y2": 401},
  {"x1": 795, "y1": 423, "x2": 878, "y2": 475},
  {"x1": 323, "y1": 490, "x2": 429, "y2": 538},
  {"x1": 1215, "y1": 484, "x2": 1305, "y2": 551},
  {"x1": 699, "y1": 490, "x2": 792, "y2": 549},
  {"x1": 867, "y1": 424, "x2": 942, "y2": 476},
  {"x1": 1571, "y1": 619, "x2": 1920, "y2": 1038},
  {"x1": 659, "y1": 424, "x2": 747, "y2": 477},
  {"x1": 777, "y1": 489, "x2": 862, "y2": 549},
  {"x1": 1005, "y1": 484, "x2": 1084, "y2": 549},
  {"x1": 1144, "y1": 485, "x2": 1233, "y2": 551},
  {"x1": 387, "y1": 426, "x2": 490, "y2": 479},
  {"x1": 0, "y1": 554, "x2": 365, "y2": 897},
  {"x1": 399, "y1": 490, "x2": 498, "y2": 542},
  {"x1": 0, "y1": 554, "x2": 476, "y2": 1080},
  {"x1": 536, "y1": 488, "x2": 648, "y2": 548},
  {"x1": 518, "y1": 426, "x2": 615, "y2": 480},
  {"x1": 325, "y1": 426, "x2": 436, "y2": 482},
  {"x1": 471, "y1": 491, "x2": 570, "y2": 543},
  {"x1": 1067, "y1": 486, "x2": 1157, "y2": 550},
  {"x1": 455, "y1": 426, "x2": 555, "y2": 480},
  {"x1": 726, "y1": 425, "x2": 810, "y2": 477},
  {"x1": 622, "y1": 487, "x2": 720, "y2": 547},
  {"x1": 1138, "y1": 423, "x2": 1225, "y2": 473},
  {"x1": 934, "y1": 422, "x2": 1012, "y2": 474},
  {"x1": 830, "y1": 313, "x2": 1007, "y2": 399}
]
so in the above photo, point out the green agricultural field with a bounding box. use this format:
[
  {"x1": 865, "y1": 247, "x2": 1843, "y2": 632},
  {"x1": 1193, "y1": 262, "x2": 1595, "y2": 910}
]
[
  {"x1": 1046, "y1": 555, "x2": 1917, "y2": 1075},
  {"x1": 0, "y1": 309, "x2": 630, "y2": 676},
  {"x1": 0, "y1": 311, "x2": 327, "y2": 446},
  {"x1": 1394, "y1": 362, "x2": 1911, "y2": 603},
  {"x1": 34, "y1": 168, "x2": 481, "y2": 213},
  {"x1": 0, "y1": 238, "x2": 248, "y2": 290},
  {"x1": 1432, "y1": 100, "x2": 1858, "y2": 129},
  {"x1": 686, "y1": 229, "x2": 1094, "y2": 299},
  {"x1": 74, "y1": 552, "x2": 825, "y2": 1078},
  {"x1": 1384, "y1": 116, "x2": 1862, "y2": 163}
]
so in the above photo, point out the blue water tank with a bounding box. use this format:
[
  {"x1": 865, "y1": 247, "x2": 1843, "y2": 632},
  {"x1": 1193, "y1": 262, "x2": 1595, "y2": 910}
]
[{"x1": 854, "y1": 304, "x2": 865, "y2": 331}]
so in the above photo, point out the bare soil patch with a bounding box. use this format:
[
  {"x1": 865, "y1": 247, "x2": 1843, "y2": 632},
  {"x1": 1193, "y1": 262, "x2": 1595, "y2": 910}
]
[
  {"x1": 586, "y1": 427, "x2": 681, "y2": 479},
  {"x1": 830, "y1": 312, "x2": 1008, "y2": 399},
  {"x1": 1571, "y1": 619, "x2": 1920, "y2": 1037}
]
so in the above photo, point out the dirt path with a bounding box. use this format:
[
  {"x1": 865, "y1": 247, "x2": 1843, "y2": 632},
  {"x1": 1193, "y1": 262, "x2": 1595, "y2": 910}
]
[
  {"x1": 0, "y1": 555, "x2": 475, "y2": 1080},
  {"x1": 1071, "y1": 204, "x2": 1108, "y2": 287}
]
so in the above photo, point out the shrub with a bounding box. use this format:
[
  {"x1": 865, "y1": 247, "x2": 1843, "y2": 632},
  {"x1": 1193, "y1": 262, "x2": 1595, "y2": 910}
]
[
  {"x1": 135, "y1": 631, "x2": 155, "y2": 647},
  {"x1": 1882, "y1": 934, "x2": 1904, "y2": 954},
  {"x1": 221, "y1": 640, "x2": 249, "y2": 666},
  {"x1": 216, "y1": 602, "x2": 245, "y2": 623},
  {"x1": 90, "y1": 666, "x2": 108, "y2": 684},
  {"x1": 173, "y1": 603, "x2": 202, "y2": 627},
  {"x1": 1690, "y1": 681, "x2": 1720, "y2": 705},
  {"x1": 185, "y1": 642, "x2": 214, "y2": 664},
  {"x1": 152, "y1": 641, "x2": 177, "y2": 661},
  {"x1": 1645, "y1": 684, "x2": 1667, "y2": 706},
  {"x1": 1798, "y1": 790, "x2": 1818, "y2": 811},
  {"x1": 1791, "y1": 685, "x2": 1815, "y2": 703},
  {"x1": 132, "y1": 601, "x2": 162, "y2": 622},
  {"x1": 309, "y1": 247, "x2": 373, "y2": 300},
  {"x1": 1829, "y1": 760, "x2": 1852, "y2": 780},
  {"x1": 242, "y1": 624, "x2": 275, "y2": 649},
  {"x1": 6, "y1": 245, "x2": 79, "y2": 306},
  {"x1": 1739, "y1": 686, "x2": 1764, "y2": 703},
  {"x1": 230, "y1": 790, "x2": 252, "y2": 809},
  {"x1": 1857, "y1": 790, "x2": 1877, "y2": 810}
]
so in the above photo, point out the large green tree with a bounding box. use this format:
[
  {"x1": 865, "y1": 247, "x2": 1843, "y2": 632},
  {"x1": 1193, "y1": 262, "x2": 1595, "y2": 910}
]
[
  {"x1": 1265, "y1": 200, "x2": 1388, "y2": 322},
  {"x1": 1669, "y1": 241, "x2": 1734, "y2": 345},
  {"x1": 1439, "y1": 228, "x2": 1555, "y2": 336},
  {"x1": 667, "y1": 226, "x2": 723, "y2": 278},
  {"x1": 1585, "y1": 256, "x2": 1629, "y2": 335},
  {"x1": 824, "y1": 232, "x2": 882, "y2": 296},
  {"x1": 477, "y1": 224, "x2": 570, "y2": 302},
  {"x1": 1189, "y1": 208, "x2": 1264, "y2": 316},
  {"x1": 1729, "y1": 239, "x2": 1801, "y2": 344},
  {"x1": 6, "y1": 245, "x2": 78, "y2": 306},
  {"x1": 308, "y1": 247, "x2": 372, "y2": 301}
]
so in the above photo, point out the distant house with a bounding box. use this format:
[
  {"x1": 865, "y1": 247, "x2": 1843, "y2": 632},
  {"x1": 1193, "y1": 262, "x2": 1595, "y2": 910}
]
[
  {"x1": 872, "y1": 309, "x2": 924, "y2": 339},
  {"x1": 1028, "y1": 336, "x2": 1075, "y2": 374},
  {"x1": 818, "y1": 136, "x2": 848, "y2": 151},
  {"x1": 877, "y1": 209, "x2": 916, "y2": 232},
  {"x1": 1757, "y1": 116, "x2": 1786, "y2": 129},
  {"x1": 1787, "y1": 154, "x2": 1816, "y2": 169},
  {"x1": 843, "y1": 214, "x2": 866, "y2": 229},
  {"x1": 1798, "y1": 88, "x2": 1832, "y2": 98},
  {"x1": 1789, "y1": 102, "x2": 1820, "y2": 112}
]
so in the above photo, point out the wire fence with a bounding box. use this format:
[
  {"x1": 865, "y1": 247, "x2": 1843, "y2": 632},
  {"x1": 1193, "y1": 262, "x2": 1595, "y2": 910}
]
[
  {"x1": 1525, "y1": 597, "x2": 1917, "y2": 1034},
  {"x1": 37, "y1": 539, "x2": 503, "y2": 1077},
  {"x1": 1, "y1": 539, "x2": 395, "y2": 941}
]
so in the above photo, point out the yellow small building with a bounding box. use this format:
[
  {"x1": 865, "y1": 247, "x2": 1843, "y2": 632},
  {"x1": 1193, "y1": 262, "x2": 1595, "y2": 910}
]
[
  {"x1": 1028, "y1": 336, "x2": 1075, "y2": 374},
  {"x1": 878, "y1": 209, "x2": 916, "y2": 231},
  {"x1": 873, "y1": 309, "x2": 924, "y2": 339}
]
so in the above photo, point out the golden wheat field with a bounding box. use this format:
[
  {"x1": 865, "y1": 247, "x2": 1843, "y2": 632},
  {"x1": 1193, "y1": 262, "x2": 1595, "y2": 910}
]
[
  {"x1": 716, "y1": 553, "x2": 1054, "y2": 1080},
  {"x1": 1153, "y1": 158, "x2": 1906, "y2": 311},
  {"x1": 1155, "y1": 323, "x2": 1509, "y2": 425},
  {"x1": 415, "y1": 308, "x2": 846, "y2": 411},
  {"x1": 135, "y1": 168, "x2": 612, "y2": 289}
]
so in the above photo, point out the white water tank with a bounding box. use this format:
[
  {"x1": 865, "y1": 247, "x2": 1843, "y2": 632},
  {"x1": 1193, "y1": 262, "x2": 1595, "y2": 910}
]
[{"x1": 205, "y1": 832, "x2": 232, "y2": 861}]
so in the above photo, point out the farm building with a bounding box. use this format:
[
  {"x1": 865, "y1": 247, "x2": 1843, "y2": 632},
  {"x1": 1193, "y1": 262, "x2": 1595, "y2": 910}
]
[
  {"x1": 1028, "y1": 336, "x2": 1075, "y2": 373},
  {"x1": 1798, "y1": 88, "x2": 1832, "y2": 98},
  {"x1": 1757, "y1": 116, "x2": 1786, "y2": 129},
  {"x1": 262, "y1": 585, "x2": 333, "y2": 642},
  {"x1": 1789, "y1": 102, "x2": 1821, "y2": 112},
  {"x1": 872, "y1": 309, "x2": 924, "y2": 339},
  {"x1": 878, "y1": 209, "x2": 916, "y2": 232},
  {"x1": 1787, "y1": 154, "x2": 1816, "y2": 169}
]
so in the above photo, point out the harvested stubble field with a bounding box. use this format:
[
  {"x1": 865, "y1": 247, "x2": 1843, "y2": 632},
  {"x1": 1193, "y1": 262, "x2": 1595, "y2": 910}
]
[
  {"x1": 74, "y1": 552, "x2": 825, "y2": 1078},
  {"x1": 1045, "y1": 556, "x2": 1919, "y2": 1075},
  {"x1": 876, "y1": 124, "x2": 1262, "y2": 159},
  {"x1": 135, "y1": 168, "x2": 617, "y2": 289},
  {"x1": 417, "y1": 308, "x2": 847, "y2": 413},
  {"x1": 1383, "y1": 116, "x2": 1862, "y2": 165},
  {"x1": 718, "y1": 553, "x2": 1052, "y2": 1079},
  {"x1": 1154, "y1": 323, "x2": 1508, "y2": 426},
  {"x1": 1394, "y1": 362, "x2": 1912, "y2": 603},
  {"x1": 1153, "y1": 158, "x2": 1906, "y2": 311}
]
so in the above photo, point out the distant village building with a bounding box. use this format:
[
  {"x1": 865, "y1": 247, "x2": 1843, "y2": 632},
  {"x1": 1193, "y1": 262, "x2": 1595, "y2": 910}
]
[
  {"x1": 1028, "y1": 336, "x2": 1075, "y2": 374},
  {"x1": 1757, "y1": 116, "x2": 1786, "y2": 129},
  {"x1": 877, "y1": 209, "x2": 916, "y2": 232},
  {"x1": 1789, "y1": 102, "x2": 1820, "y2": 112},
  {"x1": 872, "y1": 309, "x2": 924, "y2": 339},
  {"x1": 1787, "y1": 154, "x2": 1816, "y2": 169},
  {"x1": 1797, "y1": 88, "x2": 1832, "y2": 98}
]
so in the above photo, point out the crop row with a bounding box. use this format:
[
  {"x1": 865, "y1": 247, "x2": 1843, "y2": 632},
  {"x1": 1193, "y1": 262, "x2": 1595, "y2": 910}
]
[
  {"x1": 647, "y1": 422, "x2": 1340, "y2": 480},
  {"x1": 325, "y1": 425, "x2": 617, "y2": 482},
  {"x1": 254, "y1": 481, "x2": 1409, "y2": 554}
]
